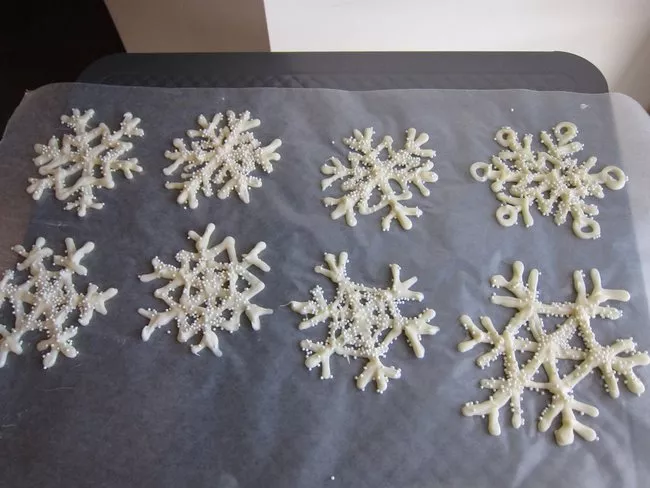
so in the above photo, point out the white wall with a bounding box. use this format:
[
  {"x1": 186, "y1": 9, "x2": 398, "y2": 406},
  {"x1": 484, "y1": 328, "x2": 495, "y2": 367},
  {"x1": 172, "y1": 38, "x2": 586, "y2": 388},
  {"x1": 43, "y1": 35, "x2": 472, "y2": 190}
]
[{"x1": 264, "y1": 0, "x2": 650, "y2": 107}]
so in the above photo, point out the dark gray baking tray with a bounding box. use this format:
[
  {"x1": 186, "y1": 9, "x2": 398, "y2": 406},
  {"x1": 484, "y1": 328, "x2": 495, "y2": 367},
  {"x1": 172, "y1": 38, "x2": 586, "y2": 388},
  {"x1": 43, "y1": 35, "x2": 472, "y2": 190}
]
[{"x1": 78, "y1": 51, "x2": 608, "y2": 92}]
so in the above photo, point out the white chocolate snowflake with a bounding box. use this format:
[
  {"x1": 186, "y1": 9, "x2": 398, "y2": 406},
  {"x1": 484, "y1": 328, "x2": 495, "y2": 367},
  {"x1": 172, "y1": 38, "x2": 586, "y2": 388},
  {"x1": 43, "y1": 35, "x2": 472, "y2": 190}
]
[
  {"x1": 459, "y1": 261, "x2": 649, "y2": 446},
  {"x1": 321, "y1": 128, "x2": 438, "y2": 231},
  {"x1": 0, "y1": 237, "x2": 118, "y2": 369},
  {"x1": 163, "y1": 110, "x2": 282, "y2": 208},
  {"x1": 138, "y1": 223, "x2": 272, "y2": 357},
  {"x1": 28, "y1": 109, "x2": 144, "y2": 217},
  {"x1": 291, "y1": 252, "x2": 438, "y2": 393},
  {"x1": 470, "y1": 122, "x2": 627, "y2": 239}
]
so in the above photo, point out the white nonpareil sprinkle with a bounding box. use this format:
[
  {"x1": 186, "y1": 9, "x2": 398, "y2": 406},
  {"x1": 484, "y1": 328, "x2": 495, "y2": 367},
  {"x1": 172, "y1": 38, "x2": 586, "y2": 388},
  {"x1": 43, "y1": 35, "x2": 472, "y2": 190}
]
[
  {"x1": 470, "y1": 121, "x2": 627, "y2": 239},
  {"x1": 163, "y1": 110, "x2": 282, "y2": 208},
  {"x1": 321, "y1": 127, "x2": 438, "y2": 231},
  {"x1": 0, "y1": 237, "x2": 118, "y2": 369},
  {"x1": 291, "y1": 252, "x2": 439, "y2": 393},
  {"x1": 27, "y1": 109, "x2": 144, "y2": 217},
  {"x1": 138, "y1": 223, "x2": 272, "y2": 357},
  {"x1": 459, "y1": 261, "x2": 649, "y2": 446}
]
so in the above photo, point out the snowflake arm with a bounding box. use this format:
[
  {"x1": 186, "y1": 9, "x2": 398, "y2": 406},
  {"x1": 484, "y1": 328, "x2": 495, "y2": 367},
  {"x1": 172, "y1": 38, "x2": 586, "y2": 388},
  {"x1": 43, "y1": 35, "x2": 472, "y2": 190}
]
[
  {"x1": 459, "y1": 261, "x2": 649, "y2": 446},
  {"x1": 470, "y1": 122, "x2": 627, "y2": 239},
  {"x1": 138, "y1": 223, "x2": 272, "y2": 358},
  {"x1": 163, "y1": 110, "x2": 282, "y2": 208},
  {"x1": 28, "y1": 109, "x2": 144, "y2": 217},
  {"x1": 322, "y1": 127, "x2": 438, "y2": 231},
  {"x1": 292, "y1": 252, "x2": 439, "y2": 393},
  {"x1": 0, "y1": 237, "x2": 118, "y2": 369}
]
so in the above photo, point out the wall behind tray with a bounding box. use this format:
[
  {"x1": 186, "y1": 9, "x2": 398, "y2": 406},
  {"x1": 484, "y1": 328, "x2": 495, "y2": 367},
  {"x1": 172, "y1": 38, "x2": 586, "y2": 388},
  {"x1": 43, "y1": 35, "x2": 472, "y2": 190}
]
[{"x1": 104, "y1": 0, "x2": 650, "y2": 109}]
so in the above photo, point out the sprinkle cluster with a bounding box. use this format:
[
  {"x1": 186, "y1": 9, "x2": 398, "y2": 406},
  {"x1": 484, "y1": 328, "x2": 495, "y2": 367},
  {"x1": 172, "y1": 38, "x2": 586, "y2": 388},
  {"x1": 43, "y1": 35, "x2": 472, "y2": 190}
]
[
  {"x1": 459, "y1": 261, "x2": 649, "y2": 445},
  {"x1": 292, "y1": 252, "x2": 438, "y2": 393}
]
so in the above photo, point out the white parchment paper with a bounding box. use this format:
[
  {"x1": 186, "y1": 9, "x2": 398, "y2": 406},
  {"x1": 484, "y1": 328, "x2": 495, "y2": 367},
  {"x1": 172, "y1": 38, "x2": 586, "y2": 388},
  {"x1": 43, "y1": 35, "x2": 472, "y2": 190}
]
[{"x1": 0, "y1": 84, "x2": 649, "y2": 488}]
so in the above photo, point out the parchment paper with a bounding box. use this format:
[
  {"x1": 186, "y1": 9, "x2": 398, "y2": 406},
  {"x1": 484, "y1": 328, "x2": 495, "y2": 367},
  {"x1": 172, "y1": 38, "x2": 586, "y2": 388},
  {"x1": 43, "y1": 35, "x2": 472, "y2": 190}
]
[{"x1": 1, "y1": 84, "x2": 650, "y2": 488}]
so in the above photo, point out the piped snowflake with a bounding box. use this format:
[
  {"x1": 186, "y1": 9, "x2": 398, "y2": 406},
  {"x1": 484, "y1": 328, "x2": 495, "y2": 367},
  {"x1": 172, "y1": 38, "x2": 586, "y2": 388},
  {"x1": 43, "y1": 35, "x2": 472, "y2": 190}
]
[
  {"x1": 28, "y1": 109, "x2": 144, "y2": 217},
  {"x1": 459, "y1": 261, "x2": 649, "y2": 446},
  {"x1": 163, "y1": 110, "x2": 282, "y2": 208},
  {"x1": 0, "y1": 237, "x2": 118, "y2": 369},
  {"x1": 321, "y1": 128, "x2": 438, "y2": 231},
  {"x1": 291, "y1": 252, "x2": 438, "y2": 393},
  {"x1": 138, "y1": 223, "x2": 272, "y2": 356},
  {"x1": 470, "y1": 122, "x2": 627, "y2": 239}
]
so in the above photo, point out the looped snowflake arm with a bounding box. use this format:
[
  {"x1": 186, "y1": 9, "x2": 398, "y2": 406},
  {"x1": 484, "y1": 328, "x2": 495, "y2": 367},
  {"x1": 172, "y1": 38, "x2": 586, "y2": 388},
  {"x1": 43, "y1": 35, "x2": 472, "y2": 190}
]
[
  {"x1": 52, "y1": 238, "x2": 95, "y2": 276},
  {"x1": 389, "y1": 264, "x2": 423, "y2": 301},
  {"x1": 356, "y1": 356, "x2": 401, "y2": 393},
  {"x1": 403, "y1": 309, "x2": 438, "y2": 358},
  {"x1": 595, "y1": 165, "x2": 627, "y2": 190},
  {"x1": 569, "y1": 206, "x2": 601, "y2": 240},
  {"x1": 495, "y1": 193, "x2": 534, "y2": 227},
  {"x1": 470, "y1": 157, "x2": 517, "y2": 193},
  {"x1": 474, "y1": 121, "x2": 626, "y2": 239},
  {"x1": 539, "y1": 122, "x2": 584, "y2": 160}
]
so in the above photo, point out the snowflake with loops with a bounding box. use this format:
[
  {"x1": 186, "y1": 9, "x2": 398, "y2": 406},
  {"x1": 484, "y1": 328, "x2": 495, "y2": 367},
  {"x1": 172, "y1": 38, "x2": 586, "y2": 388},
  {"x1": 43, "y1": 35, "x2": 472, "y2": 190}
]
[
  {"x1": 459, "y1": 261, "x2": 649, "y2": 446},
  {"x1": 470, "y1": 121, "x2": 627, "y2": 239},
  {"x1": 322, "y1": 127, "x2": 438, "y2": 231},
  {"x1": 291, "y1": 252, "x2": 438, "y2": 393},
  {"x1": 163, "y1": 110, "x2": 282, "y2": 208},
  {"x1": 138, "y1": 223, "x2": 272, "y2": 357},
  {"x1": 28, "y1": 108, "x2": 144, "y2": 217},
  {"x1": 0, "y1": 237, "x2": 118, "y2": 369}
]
